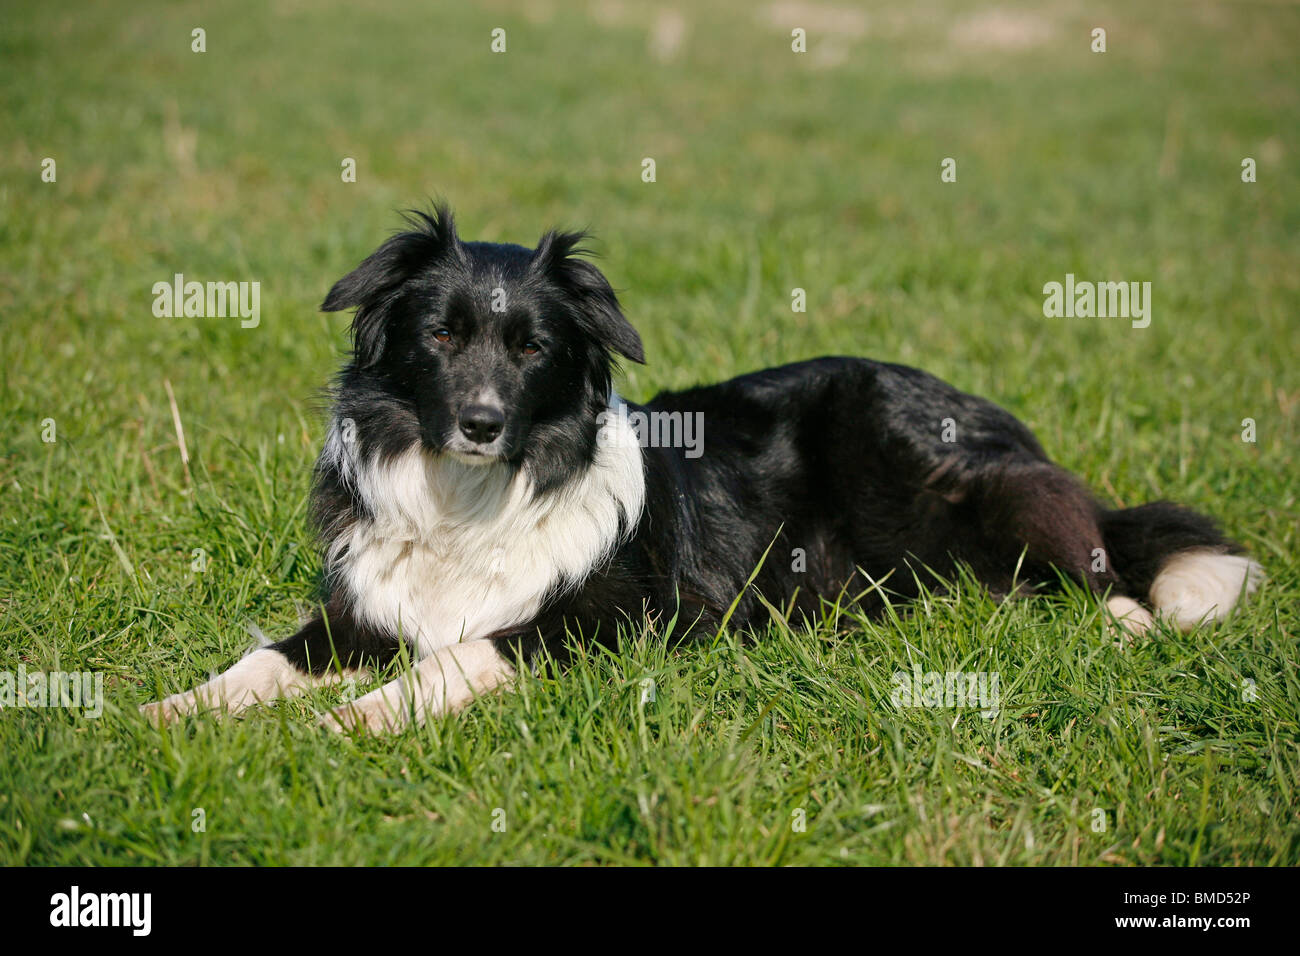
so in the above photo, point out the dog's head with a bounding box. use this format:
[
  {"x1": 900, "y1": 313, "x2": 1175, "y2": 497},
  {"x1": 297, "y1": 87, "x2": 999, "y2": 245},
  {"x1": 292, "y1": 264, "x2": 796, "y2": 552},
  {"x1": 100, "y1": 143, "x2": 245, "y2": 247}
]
[{"x1": 322, "y1": 206, "x2": 643, "y2": 469}]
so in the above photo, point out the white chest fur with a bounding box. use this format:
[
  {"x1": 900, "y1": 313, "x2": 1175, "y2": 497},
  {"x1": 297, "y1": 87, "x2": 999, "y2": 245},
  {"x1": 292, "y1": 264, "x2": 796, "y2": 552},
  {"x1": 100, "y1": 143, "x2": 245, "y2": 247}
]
[{"x1": 322, "y1": 401, "x2": 645, "y2": 657}]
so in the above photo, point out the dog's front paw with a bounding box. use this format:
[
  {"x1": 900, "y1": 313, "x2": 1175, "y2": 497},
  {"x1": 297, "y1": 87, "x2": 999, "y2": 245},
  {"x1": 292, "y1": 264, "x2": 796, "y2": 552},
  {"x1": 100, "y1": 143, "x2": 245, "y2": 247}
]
[
  {"x1": 139, "y1": 691, "x2": 201, "y2": 725},
  {"x1": 138, "y1": 699, "x2": 171, "y2": 724},
  {"x1": 320, "y1": 690, "x2": 409, "y2": 735}
]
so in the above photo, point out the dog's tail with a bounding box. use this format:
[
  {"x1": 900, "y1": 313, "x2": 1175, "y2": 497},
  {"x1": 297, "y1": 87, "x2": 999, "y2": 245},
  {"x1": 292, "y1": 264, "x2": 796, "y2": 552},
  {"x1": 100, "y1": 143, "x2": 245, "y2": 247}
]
[{"x1": 1100, "y1": 502, "x2": 1263, "y2": 631}]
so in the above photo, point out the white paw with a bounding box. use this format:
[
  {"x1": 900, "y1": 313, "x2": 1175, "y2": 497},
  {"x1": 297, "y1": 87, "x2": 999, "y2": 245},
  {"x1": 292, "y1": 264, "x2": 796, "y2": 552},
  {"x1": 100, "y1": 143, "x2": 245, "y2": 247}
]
[
  {"x1": 1106, "y1": 595, "x2": 1156, "y2": 639},
  {"x1": 320, "y1": 688, "x2": 409, "y2": 735},
  {"x1": 139, "y1": 698, "x2": 175, "y2": 724},
  {"x1": 139, "y1": 689, "x2": 208, "y2": 724},
  {"x1": 1150, "y1": 552, "x2": 1264, "y2": 632}
]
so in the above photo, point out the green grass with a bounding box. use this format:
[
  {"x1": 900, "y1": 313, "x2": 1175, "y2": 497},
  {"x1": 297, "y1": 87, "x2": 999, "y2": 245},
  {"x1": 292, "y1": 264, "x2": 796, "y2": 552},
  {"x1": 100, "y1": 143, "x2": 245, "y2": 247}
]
[{"x1": 1, "y1": 0, "x2": 1297, "y2": 865}]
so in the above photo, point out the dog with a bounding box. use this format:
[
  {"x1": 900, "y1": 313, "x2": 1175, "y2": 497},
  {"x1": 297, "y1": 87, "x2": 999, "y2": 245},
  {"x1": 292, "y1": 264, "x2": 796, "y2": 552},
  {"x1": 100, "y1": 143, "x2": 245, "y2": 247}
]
[{"x1": 142, "y1": 206, "x2": 1264, "y2": 733}]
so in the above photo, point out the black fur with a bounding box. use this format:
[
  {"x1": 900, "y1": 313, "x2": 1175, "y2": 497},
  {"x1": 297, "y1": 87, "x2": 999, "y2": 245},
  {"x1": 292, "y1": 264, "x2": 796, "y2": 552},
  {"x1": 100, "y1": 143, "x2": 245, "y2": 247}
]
[{"x1": 268, "y1": 596, "x2": 402, "y2": 676}]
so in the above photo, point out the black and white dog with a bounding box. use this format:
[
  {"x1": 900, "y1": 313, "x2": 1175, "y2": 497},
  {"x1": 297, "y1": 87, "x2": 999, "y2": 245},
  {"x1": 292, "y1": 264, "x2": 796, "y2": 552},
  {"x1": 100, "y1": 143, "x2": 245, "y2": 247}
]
[{"x1": 143, "y1": 207, "x2": 1263, "y2": 732}]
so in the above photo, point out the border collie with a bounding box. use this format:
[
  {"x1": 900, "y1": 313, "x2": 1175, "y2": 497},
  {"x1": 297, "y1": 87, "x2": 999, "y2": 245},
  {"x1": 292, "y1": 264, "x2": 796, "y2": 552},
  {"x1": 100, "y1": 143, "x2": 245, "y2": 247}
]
[{"x1": 143, "y1": 206, "x2": 1263, "y2": 733}]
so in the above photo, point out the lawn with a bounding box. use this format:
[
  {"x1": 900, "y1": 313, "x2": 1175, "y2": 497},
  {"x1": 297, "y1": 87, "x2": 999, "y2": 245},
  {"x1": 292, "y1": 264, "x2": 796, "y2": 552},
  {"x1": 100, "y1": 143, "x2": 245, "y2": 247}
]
[{"x1": 0, "y1": 0, "x2": 1296, "y2": 865}]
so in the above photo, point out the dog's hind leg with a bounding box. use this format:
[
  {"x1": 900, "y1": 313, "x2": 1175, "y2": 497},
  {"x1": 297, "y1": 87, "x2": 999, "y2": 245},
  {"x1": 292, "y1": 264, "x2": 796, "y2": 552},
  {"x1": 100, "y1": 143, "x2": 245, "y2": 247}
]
[
  {"x1": 966, "y1": 462, "x2": 1157, "y2": 635},
  {"x1": 1101, "y1": 502, "x2": 1263, "y2": 632},
  {"x1": 970, "y1": 463, "x2": 1116, "y2": 587},
  {"x1": 966, "y1": 464, "x2": 1263, "y2": 636},
  {"x1": 141, "y1": 597, "x2": 401, "y2": 724}
]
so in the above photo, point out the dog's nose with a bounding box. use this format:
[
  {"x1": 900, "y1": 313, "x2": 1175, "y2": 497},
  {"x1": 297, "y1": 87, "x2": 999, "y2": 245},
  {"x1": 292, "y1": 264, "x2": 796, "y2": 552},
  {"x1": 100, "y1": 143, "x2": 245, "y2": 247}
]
[{"x1": 458, "y1": 404, "x2": 505, "y2": 444}]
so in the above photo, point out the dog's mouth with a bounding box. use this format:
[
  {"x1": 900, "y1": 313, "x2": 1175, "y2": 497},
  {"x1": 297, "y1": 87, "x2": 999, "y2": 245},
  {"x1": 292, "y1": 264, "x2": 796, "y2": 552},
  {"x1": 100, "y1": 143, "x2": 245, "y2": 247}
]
[
  {"x1": 438, "y1": 433, "x2": 508, "y2": 465},
  {"x1": 445, "y1": 448, "x2": 500, "y2": 465}
]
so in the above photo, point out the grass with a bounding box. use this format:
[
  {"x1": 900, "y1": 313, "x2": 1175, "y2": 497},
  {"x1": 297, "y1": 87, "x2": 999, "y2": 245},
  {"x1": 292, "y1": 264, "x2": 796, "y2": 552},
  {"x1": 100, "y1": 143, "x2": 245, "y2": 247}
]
[{"x1": 1, "y1": 0, "x2": 1297, "y2": 865}]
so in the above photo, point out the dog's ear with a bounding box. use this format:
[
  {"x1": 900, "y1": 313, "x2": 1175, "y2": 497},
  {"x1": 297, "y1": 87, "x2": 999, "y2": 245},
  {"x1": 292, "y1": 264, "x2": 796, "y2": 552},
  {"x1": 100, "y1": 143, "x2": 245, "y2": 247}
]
[
  {"x1": 322, "y1": 205, "x2": 461, "y2": 367},
  {"x1": 531, "y1": 231, "x2": 645, "y2": 364}
]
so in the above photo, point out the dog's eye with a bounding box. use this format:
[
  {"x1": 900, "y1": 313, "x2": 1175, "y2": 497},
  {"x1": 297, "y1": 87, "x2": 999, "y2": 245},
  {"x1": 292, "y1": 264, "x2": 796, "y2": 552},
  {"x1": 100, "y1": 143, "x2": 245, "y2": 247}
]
[
  {"x1": 432, "y1": 328, "x2": 453, "y2": 344},
  {"x1": 522, "y1": 342, "x2": 542, "y2": 356}
]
